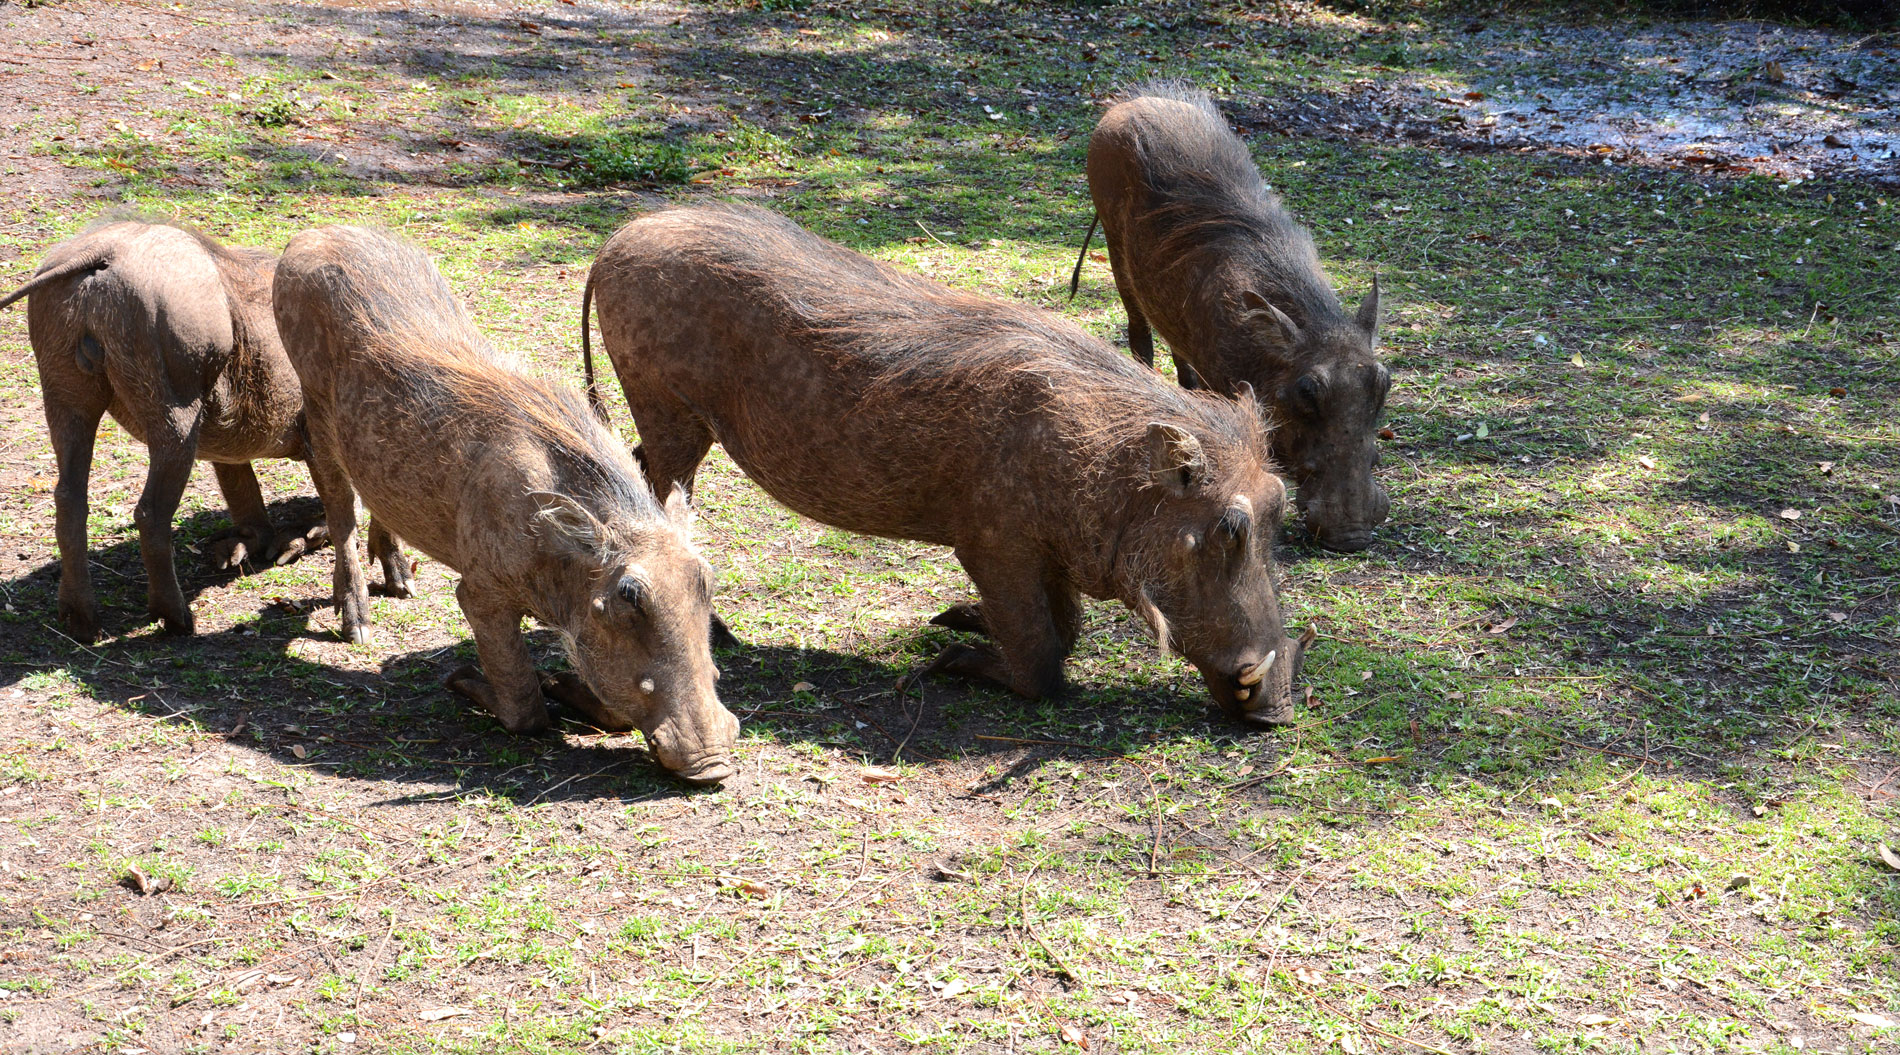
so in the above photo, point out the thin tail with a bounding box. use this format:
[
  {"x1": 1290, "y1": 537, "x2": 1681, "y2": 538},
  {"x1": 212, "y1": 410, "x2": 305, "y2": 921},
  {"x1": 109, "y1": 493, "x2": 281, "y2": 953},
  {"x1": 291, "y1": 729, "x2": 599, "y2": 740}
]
[
  {"x1": 0, "y1": 250, "x2": 112, "y2": 311},
  {"x1": 1067, "y1": 212, "x2": 1099, "y2": 303},
  {"x1": 581, "y1": 267, "x2": 608, "y2": 424}
]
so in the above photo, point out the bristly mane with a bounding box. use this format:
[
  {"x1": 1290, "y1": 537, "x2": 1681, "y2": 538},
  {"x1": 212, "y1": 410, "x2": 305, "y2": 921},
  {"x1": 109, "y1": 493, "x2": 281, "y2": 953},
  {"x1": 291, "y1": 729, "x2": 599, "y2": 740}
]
[
  {"x1": 312, "y1": 229, "x2": 662, "y2": 531},
  {"x1": 1115, "y1": 83, "x2": 1345, "y2": 330},
  {"x1": 650, "y1": 203, "x2": 1276, "y2": 490}
]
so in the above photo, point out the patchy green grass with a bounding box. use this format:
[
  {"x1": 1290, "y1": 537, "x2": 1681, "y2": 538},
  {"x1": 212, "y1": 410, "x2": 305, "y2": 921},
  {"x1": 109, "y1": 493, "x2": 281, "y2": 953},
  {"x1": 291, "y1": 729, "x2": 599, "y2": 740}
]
[{"x1": 0, "y1": 1, "x2": 1895, "y2": 1053}]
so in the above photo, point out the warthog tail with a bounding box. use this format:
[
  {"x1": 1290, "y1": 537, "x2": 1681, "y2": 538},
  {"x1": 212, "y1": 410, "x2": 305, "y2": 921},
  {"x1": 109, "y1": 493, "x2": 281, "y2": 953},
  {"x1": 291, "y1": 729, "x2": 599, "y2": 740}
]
[
  {"x1": 580, "y1": 267, "x2": 608, "y2": 424},
  {"x1": 0, "y1": 249, "x2": 112, "y2": 312},
  {"x1": 1067, "y1": 212, "x2": 1099, "y2": 303}
]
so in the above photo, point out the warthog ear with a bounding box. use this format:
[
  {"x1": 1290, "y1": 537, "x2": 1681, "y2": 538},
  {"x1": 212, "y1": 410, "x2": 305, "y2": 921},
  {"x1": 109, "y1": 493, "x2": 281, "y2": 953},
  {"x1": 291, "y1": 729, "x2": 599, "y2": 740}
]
[
  {"x1": 1356, "y1": 274, "x2": 1381, "y2": 347},
  {"x1": 1146, "y1": 422, "x2": 1206, "y2": 496},
  {"x1": 533, "y1": 492, "x2": 608, "y2": 556},
  {"x1": 1241, "y1": 290, "x2": 1301, "y2": 344},
  {"x1": 664, "y1": 487, "x2": 695, "y2": 529}
]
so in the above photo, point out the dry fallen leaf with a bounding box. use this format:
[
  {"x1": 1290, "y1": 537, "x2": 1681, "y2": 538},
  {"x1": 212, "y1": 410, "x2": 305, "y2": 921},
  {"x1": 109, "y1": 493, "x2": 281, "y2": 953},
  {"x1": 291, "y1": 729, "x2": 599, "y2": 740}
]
[
  {"x1": 290, "y1": 743, "x2": 308, "y2": 760},
  {"x1": 1823, "y1": 134, "x2": 1851, "y2": 149},
  {"x1": 1578, "y1": 1013, "x2": 1616, "y2": 1026},
  {"x1": 1487, "y1": 616, "x2": 1518, "y2": 635},
  {"x1": 123, "y1": 865, "x2": 172, "y2": 896},
  {"x1": 1779, "y1": 508, "x2": 1801, "y2": 521},
  {"x1": 1850, "y1": 1011, "x2": 1895, "y2": 1028},
  {"x1": 1378, "y1": 427, "x2": 1397, "y2": 441},
  {"x1": 792, "y1": 681, "x2": 816, "y2": 694},
  {"x1": 939, "y1": 978, "x2": 969, "y2": 999},
  {"x1": 418, "y1": 1007, "x2": 474, "y2": 1022},
  {"x1": 1878, "y1": 843, "x2": 1900, "y2": 872},
  {"x1": 1294, "y1": 965, "x2": 1325, "y2": 986},
  {"x1": 1638, "y1": 455, "x2": 1657, "y2": 470},
  {"x1": 860, "y1": 765, "x2": 901, "y2": 784},
  {"x1": 1059, "y1": 1022, "x2": 1089, "y2": 1048}
]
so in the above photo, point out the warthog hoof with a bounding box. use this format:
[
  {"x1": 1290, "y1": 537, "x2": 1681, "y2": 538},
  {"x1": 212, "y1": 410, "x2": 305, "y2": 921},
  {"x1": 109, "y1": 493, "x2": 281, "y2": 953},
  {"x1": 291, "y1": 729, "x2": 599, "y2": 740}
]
[
  {"x1": 206, "y1": 525, "x2": 270, "y2": 570},
  {"x1": 59, "y1": 602, "x2": 101, "y2": 646},
  {"x1": 928, "y1": 602, "x2": 988, "y2": 636},
  {"x1": 269, "y1": 521, "x2": 331, "y2": 566}
]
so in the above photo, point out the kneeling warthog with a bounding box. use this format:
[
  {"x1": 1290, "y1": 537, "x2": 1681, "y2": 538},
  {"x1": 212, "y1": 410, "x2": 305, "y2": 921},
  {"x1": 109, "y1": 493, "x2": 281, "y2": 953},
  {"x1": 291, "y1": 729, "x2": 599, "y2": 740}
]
[
  {"x1": 1082, "y1": 83, "x2": 1390, "y2": 552},
  {"x1": 585, "y1": 204, "x2": 1312, "y2": 723},
  {"x1": 275, "y1": 226, "x2": 738, "y2": 783},
  {"x1": 0, "y1": 220, "x2": 371, "y2": 643}
]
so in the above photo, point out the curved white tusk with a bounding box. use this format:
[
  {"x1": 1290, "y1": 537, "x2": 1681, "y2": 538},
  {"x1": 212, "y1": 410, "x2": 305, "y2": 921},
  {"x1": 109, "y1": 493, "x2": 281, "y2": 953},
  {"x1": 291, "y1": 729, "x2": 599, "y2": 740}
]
[
  {"x1": 1235, "y1": 686, "x2": 1252, "y2": 702},
  {"x1": 1238, "y1": 649, "x2": 1277, "y2": 687}
]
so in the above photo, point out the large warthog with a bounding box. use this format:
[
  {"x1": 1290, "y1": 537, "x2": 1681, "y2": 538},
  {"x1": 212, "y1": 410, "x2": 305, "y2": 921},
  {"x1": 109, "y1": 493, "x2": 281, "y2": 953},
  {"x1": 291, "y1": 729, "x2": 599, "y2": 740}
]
[
  {"x1": 274, "y1": 226, "x2": 738, "y2": 783},
  {"x1": 584, "y1": 204, "x2": 1313, "y2": 723},
  {"x1": 1081, "y1": 83, "x2": 1391, "y2": 552},
  {"x1": 0, "y1": 220, "x2": 375, "y2": 644}
]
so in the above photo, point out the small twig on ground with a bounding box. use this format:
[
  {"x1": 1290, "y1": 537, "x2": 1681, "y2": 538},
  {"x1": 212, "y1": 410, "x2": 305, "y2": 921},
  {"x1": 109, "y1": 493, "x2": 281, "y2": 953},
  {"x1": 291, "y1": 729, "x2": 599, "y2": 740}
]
[
  {"x1": 1018, "y1": 865, "x2": 1082, "y2": 983},
  {"x1": 1305, "y1": 990, "x2": 1460, "y2": 1055},
  {"x1": 1554, "y1": 735, "x2": 1661, "y2": 766},
  {"x1": 1145, "y1": 766, "x2": 1164, "y2": 876}
]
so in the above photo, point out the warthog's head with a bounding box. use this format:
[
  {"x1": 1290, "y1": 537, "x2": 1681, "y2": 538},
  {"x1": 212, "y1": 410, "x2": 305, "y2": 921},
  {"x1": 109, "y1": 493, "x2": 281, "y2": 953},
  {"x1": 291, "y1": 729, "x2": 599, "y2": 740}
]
[
  {"x1": 1129, "y1": 419, "x2": 1310, "y2": 725},
  {"x1": 1238, "y1": 281, "x2": 1390, "y2": 552},
  {"x1": 538, "y1": 490, "x2": 739, "y2": 784}
]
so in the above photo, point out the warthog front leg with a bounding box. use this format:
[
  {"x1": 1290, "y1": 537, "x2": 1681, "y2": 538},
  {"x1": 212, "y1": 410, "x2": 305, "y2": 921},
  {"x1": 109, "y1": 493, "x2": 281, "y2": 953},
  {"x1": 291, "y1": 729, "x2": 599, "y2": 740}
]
[
  {"x1": 538, "y1": 670, "x2": 636, "y2": 732},
  {"x1": 928, "y1": 602, "x2": 988, "y2": 636},
  {"x1": 910, "y1": 549, "x2": 1075, "y2": 700},
  {"x1": 446, "y1": 581, "x2": 550, "y2": 734},
  {"x1": 206, "y1": 461, "x2": 328, "y2": 569},
  {"x1": 368, "y1": 520, "x2": 414, "y2": 598}
]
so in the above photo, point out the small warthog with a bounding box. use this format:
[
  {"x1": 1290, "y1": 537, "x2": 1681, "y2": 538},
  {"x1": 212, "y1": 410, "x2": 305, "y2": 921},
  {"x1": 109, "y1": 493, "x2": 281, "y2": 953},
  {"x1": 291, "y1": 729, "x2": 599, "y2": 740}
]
[
  {"x1": 274, "y1": 226, "x2": 738, "y2": 783},
  {"x1": 0, "y1": 220, "x2": 375, "y2": 643},
  {"x1": 584, "y1": 204, "x2": 1312, "y2": 723},
  {"x1": 1080, "y1": 83, "x2": 1390, "y2": 552}
]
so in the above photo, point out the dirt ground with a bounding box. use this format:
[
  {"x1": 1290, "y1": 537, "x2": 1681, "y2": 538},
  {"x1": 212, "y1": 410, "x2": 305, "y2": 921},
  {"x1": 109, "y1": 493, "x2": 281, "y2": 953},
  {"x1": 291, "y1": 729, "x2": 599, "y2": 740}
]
[{"x1": 0, "y1": 2, "x2": 1896, "y2": 1054}]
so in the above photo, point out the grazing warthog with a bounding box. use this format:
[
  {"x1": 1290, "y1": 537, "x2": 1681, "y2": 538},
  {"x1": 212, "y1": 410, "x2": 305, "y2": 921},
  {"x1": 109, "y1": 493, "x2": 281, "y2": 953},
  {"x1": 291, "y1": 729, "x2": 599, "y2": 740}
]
[
  {"x1": 0, "y1": 220, "x2": 367, "y2": 644},
  {"x1": 584, "y1": 204, "x2": 1313, "y2": 723},
  {"x1": 275, "y1": 226, "x2": 738, "y2": 783},
  {"x1": 1080, "y1": 83, "x2": 1390, "y2": 552}
]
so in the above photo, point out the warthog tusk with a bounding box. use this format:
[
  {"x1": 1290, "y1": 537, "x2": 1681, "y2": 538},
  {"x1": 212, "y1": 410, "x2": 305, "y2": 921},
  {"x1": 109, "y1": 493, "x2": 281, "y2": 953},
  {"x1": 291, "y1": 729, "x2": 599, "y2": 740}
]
[
  {"x1": 1238, "y1": 650, "x2": 1277, "y2": 687},
  {"x1": 1235, "y1": 686, "x2": 1251, "y2": 702}
]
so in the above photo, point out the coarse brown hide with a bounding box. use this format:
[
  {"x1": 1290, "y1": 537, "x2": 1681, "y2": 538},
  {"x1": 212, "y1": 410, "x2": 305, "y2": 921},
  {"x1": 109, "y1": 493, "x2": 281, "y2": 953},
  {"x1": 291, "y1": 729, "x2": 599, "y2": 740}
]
[
  {"x1": 274, "y1": 226, "x2": 736, "y2": 784},
  {"x1": 1086, "y1": 83, "x2": 1391, "y2": 552},
  {"x1": 0, "y1": 220, "x2": 356, "y2": 643},
  {"x1": 584, "y1": 203, "x2": 1310, "y2": 724}
]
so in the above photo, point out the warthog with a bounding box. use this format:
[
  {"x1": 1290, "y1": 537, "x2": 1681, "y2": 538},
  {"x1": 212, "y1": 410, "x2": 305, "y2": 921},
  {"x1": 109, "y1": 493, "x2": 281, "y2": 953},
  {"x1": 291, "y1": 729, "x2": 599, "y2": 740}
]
[
  {"x1": 584, "y1": 204, "x2": 1312, "y2": 723},
  {"x1": 1079, "y1": 83, "x2": 1390, "y2": 552},
  {"x1": 0, "y1": 219, "x2": 380, "y2": 644},
  {"x1": 274, "y1": 226, "x2": 738, "y2": 783}
]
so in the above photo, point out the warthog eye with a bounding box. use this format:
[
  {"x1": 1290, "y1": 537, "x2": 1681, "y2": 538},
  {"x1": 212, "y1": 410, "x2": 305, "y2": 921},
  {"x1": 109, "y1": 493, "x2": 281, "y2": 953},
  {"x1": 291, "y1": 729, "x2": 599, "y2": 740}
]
[
  {"x1": 1215, "y1": 505, "x2": 1252, "y2": 550},
  {"x1": 617, "y1": 576, "x2": 647, "y2": 616},
  {"x1": 1292, "y1": 374, "x2": 1324, "y2": 415}
]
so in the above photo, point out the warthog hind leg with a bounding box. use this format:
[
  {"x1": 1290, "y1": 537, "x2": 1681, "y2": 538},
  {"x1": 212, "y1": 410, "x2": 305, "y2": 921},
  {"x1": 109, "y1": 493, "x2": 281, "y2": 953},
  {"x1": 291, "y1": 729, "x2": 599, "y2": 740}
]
[
  {"x1": 45, "y1": 391, "x2": 108, "y2": 643},
  {"x1": 304, "y1": 434, "x2": 370, "y2": 642},
  {"x1": 135, "y1": 412, "x2": 203, "y2": 636}
]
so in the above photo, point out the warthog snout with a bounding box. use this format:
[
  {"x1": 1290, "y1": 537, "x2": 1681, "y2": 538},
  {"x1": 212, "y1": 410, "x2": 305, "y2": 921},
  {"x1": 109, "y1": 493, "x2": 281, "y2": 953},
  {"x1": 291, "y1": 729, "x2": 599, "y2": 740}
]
[
  {"x1": 1205, "y1": 625, "x2": 1318, "y2": 726},
  {"x1": 1305, "y1": 479, "x2": 1390, "y2": 553},
  {"x1": 640, "y1": 693, "x2": 741, "y2": 785}
]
